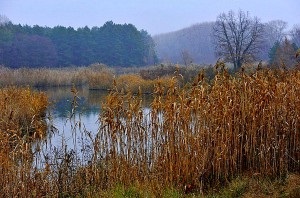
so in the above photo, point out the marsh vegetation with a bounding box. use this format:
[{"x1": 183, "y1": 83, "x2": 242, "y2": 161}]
[{"x1": 0, "y1": 62, "x2": 299, "y2": 197}]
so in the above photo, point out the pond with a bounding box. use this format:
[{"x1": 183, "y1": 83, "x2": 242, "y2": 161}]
[
  {"x1": 38, "y1": 87, "x2": 106, "y2": 148},
  {"x1": 34, "y1": 86, "x2": 152, "y2": 165}
]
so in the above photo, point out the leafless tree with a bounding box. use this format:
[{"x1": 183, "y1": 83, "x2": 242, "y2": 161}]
[
  {"x1": 213, "y1": 10, "x2": 264, "y2": 70},
  {"x1": 181, "y1": 50, "x2": 193, "y2": 66},
  {"x1": 0, "y1": 14, "x2": 10, "y2": 26},
  {"x1": 256, "y1": 20, "x2": 288, "y2": 60},
  {"x1": 291, "y1": 25, "x2": 300, "y2": 47},
  {"x1": 272, "y1": 38, "x2": 297, "y2": 68},
  {"x1": 264, "y1": 20, "x2": 287, "y2": 44}
]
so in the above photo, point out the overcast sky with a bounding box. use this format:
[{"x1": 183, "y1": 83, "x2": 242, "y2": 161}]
[{"x1": 1, "y1": 0, "x2": 299, "y2": 35}]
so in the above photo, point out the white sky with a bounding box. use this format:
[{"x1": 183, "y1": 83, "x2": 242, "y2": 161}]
[{"x1": 1, "y1": 0, "x2": 299, "y2": 35}]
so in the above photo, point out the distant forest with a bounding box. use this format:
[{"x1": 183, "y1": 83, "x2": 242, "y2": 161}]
[
  {"x1": 0, "y1": 21, "x2": 157, "y2": 67},
  {"x1": 154, "y1": 20, "x2": 300, "y2": 66},
  {"x1": 0, "y1": 15, "x2": 299, "y2": 68}
]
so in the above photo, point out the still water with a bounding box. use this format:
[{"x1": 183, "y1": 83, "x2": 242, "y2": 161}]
[
  {"x1": 39, "y1": 86, "x2": 108, "y2": 150},
  {"x1": 32, "y1": 87, "x2": 156, "y2": 167},
  {"x1": 38, "y1": 86, "x2": 152, "y2": 156}
]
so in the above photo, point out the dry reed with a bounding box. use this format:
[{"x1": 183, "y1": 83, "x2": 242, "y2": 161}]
[
  {"x1": 0, "y1": 87, "x2": 49, "y2": 197},
  {"x1": 97, "y1": 66, "x2": 300, "y2": 194},
  {"x1": 0, "y1": 65, "x2": 299, "y2": 197}
]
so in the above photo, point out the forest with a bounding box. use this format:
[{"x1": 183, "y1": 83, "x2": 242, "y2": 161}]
[
  {"x1": 1, "y1": 15, "x2": 300, "y2": 69},
  {"x1": 154, "y1": 20, "x2": 300, "y2": 67},
  {"x1": 0, "y1": 21, "x2": 157, "y2": 67}
]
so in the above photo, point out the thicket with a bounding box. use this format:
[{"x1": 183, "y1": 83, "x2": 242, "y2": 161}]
[
  {"x1": 139, "y1": 63, "x2": 216, "y2": 83},
  {"x1": 0, "y1": 21, "x2": 157, "y2": 67},
  {"x1": 269, "y1": 38, "x2": 299, "y2": 67}
]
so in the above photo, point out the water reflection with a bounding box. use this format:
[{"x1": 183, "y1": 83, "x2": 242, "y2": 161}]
[
  {"x1": 32, "y1": 86, "x2": 154, "y2": 168},
  {"x1": 36, "y1": 87, "x2": 106, "y2": 150},
  {"x1": 38, "y1": 87, "x2": 152, "y2": 150},
  {"x1": 40, "y1": 86, "x2": 108, "y2": 118}
]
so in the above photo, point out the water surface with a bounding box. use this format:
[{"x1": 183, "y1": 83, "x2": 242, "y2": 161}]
[
  {"x1": 38, "y1": 87, "x2": 107, "y2": 150},
  {"x1": 38, "y1": 87, "x2": 152, "y2": 154}
]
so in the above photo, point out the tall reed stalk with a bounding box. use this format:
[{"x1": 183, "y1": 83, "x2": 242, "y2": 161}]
[
  {"x1": 0, "y1": 66, "x2": 299, "y2": 196},
  {"x1": 97, "y1": 67, "x2": 299, "y2": 193}
]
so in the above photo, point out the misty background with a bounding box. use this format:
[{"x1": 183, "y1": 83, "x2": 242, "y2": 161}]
[
  {"x1": 0, "y1": 0, "x2": 299, "y2": 67},
  {"x1": 1, "y1": 0, "x2": 299, "y2": 35}
]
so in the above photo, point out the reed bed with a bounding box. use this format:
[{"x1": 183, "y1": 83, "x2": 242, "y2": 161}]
[
  {"x1": 96, "y1": 66, "x2": 299, "y2": 194},
  {"x1": 0, "y1": 87, "x2": 49, "y2": 197},
  {"x1": 0, "y1": 63, "x2": 116, "y2": 88},
  {"x1": 0, "y1": 64, "x2": 179, "y2": 92},
  {"x1": 0, "y1": 66, "x2": 299, "y2": 197},
  {"x1": 115, "y1": 73, "x2": 175, "y2": 94},
  {"x1": 0, "y1": 66, "x2": 85, "y2": 87},
  {"x1": 0, "y1": 86, "x2": 48, "y2": 139}
]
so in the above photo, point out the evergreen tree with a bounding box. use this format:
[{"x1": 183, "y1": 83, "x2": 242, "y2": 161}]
[
  {"x1": 0, "y1": 21, "x2": 157, "y2": 68},
  {"x1": 270, "y1": 38, "x2": 297, "y2": 68},
  {"x1": 268, "y1": 41, "x2": 280, "y2": 65}
]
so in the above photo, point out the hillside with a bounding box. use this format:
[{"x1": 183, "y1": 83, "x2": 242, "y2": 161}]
[{"x1": 153, "y1": 22, "x2": 217, "y2": 65}]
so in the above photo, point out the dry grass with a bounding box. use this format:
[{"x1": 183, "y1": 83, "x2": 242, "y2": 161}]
[
  {"x1": 0, "y1": 65, "x2": 299, "y2": 197},
  {"x1": 0, "y1": 66, "x2": 85, "y2": 87},
  {"x1": 0, "y1": 63, "x2": 115, "y2": 88},
  {"x1": 115, "y1": 73, "x2": 175, "y2": 93},
  {"x1": 0, "y1": 64, "x2": 178, "y2": 93},
  {"x1": 86, "y1": 69, "x2": 114, "y2": 90},
  {"x1": 97, "y1": 66, "x2": 299, "y2": 195},
  {"x1": 0, "y1": 86, "x2": 48, "y2": 139},
  {"x1": 0, "y1": 87, "x2": 48, "y2": 197}
]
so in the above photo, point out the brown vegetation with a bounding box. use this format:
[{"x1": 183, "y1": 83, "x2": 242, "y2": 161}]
[
  {"x1": 0, "y1": 64, "x2": 299, "y2": 197},
  {"x1": 96, "y1": 67, "x2": 299, "y2": 194},
  {"x1": 0, "y1": 86, "x2": 48, "y2": 139},
  {"x1": 0, "y1": 63, "x2": 208, "y2": 93},
  {"x1": 0, "y1": 66, "x2": 85, "y2": 87},
  {"x1": 0, "y1": 63, "x2": 115, "y2": 88},
  {"x1": 0, "y1": 87, "x2": 48, "y2": 197}
]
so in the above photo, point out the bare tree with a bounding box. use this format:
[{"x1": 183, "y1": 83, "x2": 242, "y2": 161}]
[
  {"x1": 181, "y1": 50, "x2": 193, "y2": 66},
  {"x1": 213, "y1": 10, "x2": 264, "y2": 70},
  {"x1": 259, "y1": 20, "x2": 288, "y2": 60},
  {"x1": 291, "y1": 25, "x2": 300, "y2": 47},
  {"x1": 264, "y1": 20, "x2": 287, "y2": 44},
  {"x1": 0, "y1": 14, "x2": 10, "y2": 26},
  {"x1": 272, "y1": 38, "x2": 297, "y2": 68}
]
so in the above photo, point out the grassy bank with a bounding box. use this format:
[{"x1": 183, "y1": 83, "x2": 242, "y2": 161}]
[{"x1": 0, "y1": 63, "x2": 116, "y2": 88}]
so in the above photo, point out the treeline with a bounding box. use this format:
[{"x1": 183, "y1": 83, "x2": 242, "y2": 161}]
[
  {"x1": 0, "y1": 21, "x2": 157, "y2": 68},
  {"x1": 154, "y1": 20, "x2": 300, "y2": 66}
]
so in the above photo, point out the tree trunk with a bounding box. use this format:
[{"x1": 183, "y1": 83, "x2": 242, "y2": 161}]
[
  {"x1": 233, "y1": 61, "x2": 238, "y2": 71},
  {"x1": 237, "y1": 59, "x2": 242, "y2": 69}
]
